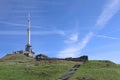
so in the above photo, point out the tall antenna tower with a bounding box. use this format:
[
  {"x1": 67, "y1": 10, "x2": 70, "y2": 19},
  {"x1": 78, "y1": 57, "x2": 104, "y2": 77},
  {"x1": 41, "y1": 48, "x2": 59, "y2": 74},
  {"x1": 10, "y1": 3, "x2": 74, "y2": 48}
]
[
  {"x1": 27, "y1": 13, "x2": 30, "y2": 45},
  {"x1": 24, "y1": 14, "x2": 35, "y2": 57}
]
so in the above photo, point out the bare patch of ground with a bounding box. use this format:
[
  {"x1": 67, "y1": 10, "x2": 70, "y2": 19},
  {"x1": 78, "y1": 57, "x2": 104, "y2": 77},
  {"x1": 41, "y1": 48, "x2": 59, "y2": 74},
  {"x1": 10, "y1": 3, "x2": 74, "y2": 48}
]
[{"x1": 76, "y1": 77, "x2": 95, "y2": 80}]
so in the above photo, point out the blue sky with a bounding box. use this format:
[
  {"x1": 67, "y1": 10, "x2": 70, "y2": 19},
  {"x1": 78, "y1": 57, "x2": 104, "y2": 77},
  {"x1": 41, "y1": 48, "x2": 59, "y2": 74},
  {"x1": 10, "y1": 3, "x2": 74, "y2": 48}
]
[{"x1": 0, "y1": 0, "x2": 120, "y2": 63}]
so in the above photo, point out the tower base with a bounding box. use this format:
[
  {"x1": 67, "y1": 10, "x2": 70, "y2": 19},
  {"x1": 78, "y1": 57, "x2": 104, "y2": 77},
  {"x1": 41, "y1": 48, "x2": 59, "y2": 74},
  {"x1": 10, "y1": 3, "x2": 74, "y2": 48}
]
[{"x1": 24, "y1": 44, "x2": 35, "y2": 57}]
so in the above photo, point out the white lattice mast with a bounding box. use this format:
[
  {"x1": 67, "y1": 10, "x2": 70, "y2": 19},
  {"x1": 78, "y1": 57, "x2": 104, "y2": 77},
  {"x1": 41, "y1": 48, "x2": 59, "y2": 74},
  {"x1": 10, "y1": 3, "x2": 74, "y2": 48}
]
[
  {"x1": 25, "y1": 14, "x2": 32, "y2": 52},
  {"x1": 27, "y1": 14, "x2": 30, "y2": 45},
  {"x1": 24, "y1": 13, "x2": 35, "y2": 57}
]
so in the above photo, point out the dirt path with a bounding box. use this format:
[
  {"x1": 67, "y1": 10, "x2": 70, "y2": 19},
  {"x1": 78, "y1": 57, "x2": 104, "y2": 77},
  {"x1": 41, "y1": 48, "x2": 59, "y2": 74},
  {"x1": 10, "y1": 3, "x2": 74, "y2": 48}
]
[{"x1": 58, "y1": 64, "x2": 80, "y2": 80}]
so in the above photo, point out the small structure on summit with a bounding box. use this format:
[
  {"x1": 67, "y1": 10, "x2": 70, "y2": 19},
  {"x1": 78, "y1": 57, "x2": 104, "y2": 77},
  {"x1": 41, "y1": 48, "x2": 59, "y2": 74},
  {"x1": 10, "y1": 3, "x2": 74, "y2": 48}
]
[
  {"x1": 36, "y1": 54, "x2": 49, "y2": 61},
  {"x1": 65, "y1": 55, "x2": 88, "y2": 62},
  {"x1": 35, "y1": 53, "x2": 88, "y2": 62}
]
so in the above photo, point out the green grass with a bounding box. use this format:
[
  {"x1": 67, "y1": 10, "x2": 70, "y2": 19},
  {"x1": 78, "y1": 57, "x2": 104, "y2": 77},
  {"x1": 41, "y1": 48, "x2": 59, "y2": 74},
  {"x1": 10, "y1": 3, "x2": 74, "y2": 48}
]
[
  {"x1": 70, "y1": 60, "x2": 120, "y2": 80},
  {"x1": 0, "y1": 54, "x2": 81, "y2": 80},
  {"x1": 0, "y1": 64, "x2": 71, "y2": 80},
  {"x1": 1, "y1": 54, "x2": 120, "y2": 80}
]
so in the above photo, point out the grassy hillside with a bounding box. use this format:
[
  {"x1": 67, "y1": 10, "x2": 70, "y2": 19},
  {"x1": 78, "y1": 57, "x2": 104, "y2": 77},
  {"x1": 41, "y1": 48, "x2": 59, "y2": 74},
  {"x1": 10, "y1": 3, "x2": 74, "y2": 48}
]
[
  {"x1": 0, "y1": 54, "x2": 81, "y2": 80},
  {"x1": 1, "y1": 54, "x2": 120, "y2": 80},
  {"x1": 70, "y1": 60, "x2": 120, "y2": 80}
]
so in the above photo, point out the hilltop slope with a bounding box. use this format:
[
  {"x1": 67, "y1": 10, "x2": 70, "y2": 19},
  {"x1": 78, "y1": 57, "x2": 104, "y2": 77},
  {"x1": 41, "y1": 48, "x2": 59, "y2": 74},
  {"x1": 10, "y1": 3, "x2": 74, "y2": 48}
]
[
  {"x1": 0, "y1": 54, "x2": 81, "y2": 80},
  {"x1": 70, "y1": 60, "x2": 120, "y2": 80},
  {"x1": 1, "y1": 54, "x2": 120, "y2": 80}
]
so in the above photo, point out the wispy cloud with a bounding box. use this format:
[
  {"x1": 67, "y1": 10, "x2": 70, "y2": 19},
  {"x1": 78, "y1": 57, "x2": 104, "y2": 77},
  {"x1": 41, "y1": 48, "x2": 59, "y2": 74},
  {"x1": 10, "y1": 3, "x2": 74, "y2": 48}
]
[
  {"x1": 95, "y1": 35, "x2": 120, "y2": 40},
  {"x1": 78, "y1": 32, "x2": 93, "y2": 50},
  {"x1": 0, "y1": 30, "x2": 65, "y2": 36},
  {"x1": 64, "y1": 20, "x2": 80, "y2": 44},
  {"x1": 58, "y1": 0, "x2": 120, "y2": 58},
  {"x1": 96, "y1": 0, "x2": 120, "y2": 28},
  {"x1": 14, "y1": 10, "x2": 48, "y2": 13},
  {"x1": 0, "y1": 21, "x2": 26, "y2": 27},
  {"x1": 32, "y1": 30, "x2": 65, "y2": 36},
  {"x1": 64, "y1": 33, "x2": 79, "y2": 44},
  {"x1": 58, "y1": 47, "x2": 80, "y2": 58},
  {"x1": 58, "y1": 32, "x2": 93, "y2": 58},
  {"x1": 70, "y1": 33, "x2": 78, "y2": 42},
  {"x1": 0, "y1": 21, "x2": 41, "y2": 30},
  {"x1": 0, "y1": 31, "x2": 26, "y2": 35},
  {"x1": 0, "y1": 20, "x2": 50, "y2": 29},
  {"x1": 0, "y1": 20, "x2": 65, "y2": 36}
]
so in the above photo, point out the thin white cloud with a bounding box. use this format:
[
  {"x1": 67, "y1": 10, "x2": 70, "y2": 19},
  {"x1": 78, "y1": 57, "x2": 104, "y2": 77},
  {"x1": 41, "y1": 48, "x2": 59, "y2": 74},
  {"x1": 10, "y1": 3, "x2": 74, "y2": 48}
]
[
  {"x1": 32, "y1": 30, "x2": 65, "y2": 35},
  {"x1": 58, "y1": 32, "x2": 93, "y2": 58},
  {"x1": 96, "y1": 0, "x2": 120, "y2": 28},
  {"x1": 0, "y1": 21, "x2": 50, "y2": 29},
  {"x1": 70, "y1": 33, "x2": 78, "y2": 42},
  {"x1": 64, "y1": 20, "x2": 80, "y2": 44},
  {"x1": 58, "y1": 47, "x2": 80, "y2": 58},
  {"x1": 0, "y1": 31, "x2": 26, "y2": 35},
  {"x1": 0, "y1": 21, "x2": 27, "y2": 27},
  {"x1": 14, "y1": 10, "x2": 48, "y2": 13},
  {"x1": 0, "y1": 30, "x2": 65, "y2": 36},
  {"x1": 64, "y1": 33, "x2": 79, "y2": 44},
  {"x1": 58, "y1": 0, "x2": 120, "y2": 58},
  {"x1": 95, "y1": 35, "x2": 120, "y2": 40},
  {"x1": 0, "y1": 20, "x2": 65, "y2": 36},
  {"x1": 78, "y1": 32, "x2": 93, "y2": 50}
]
